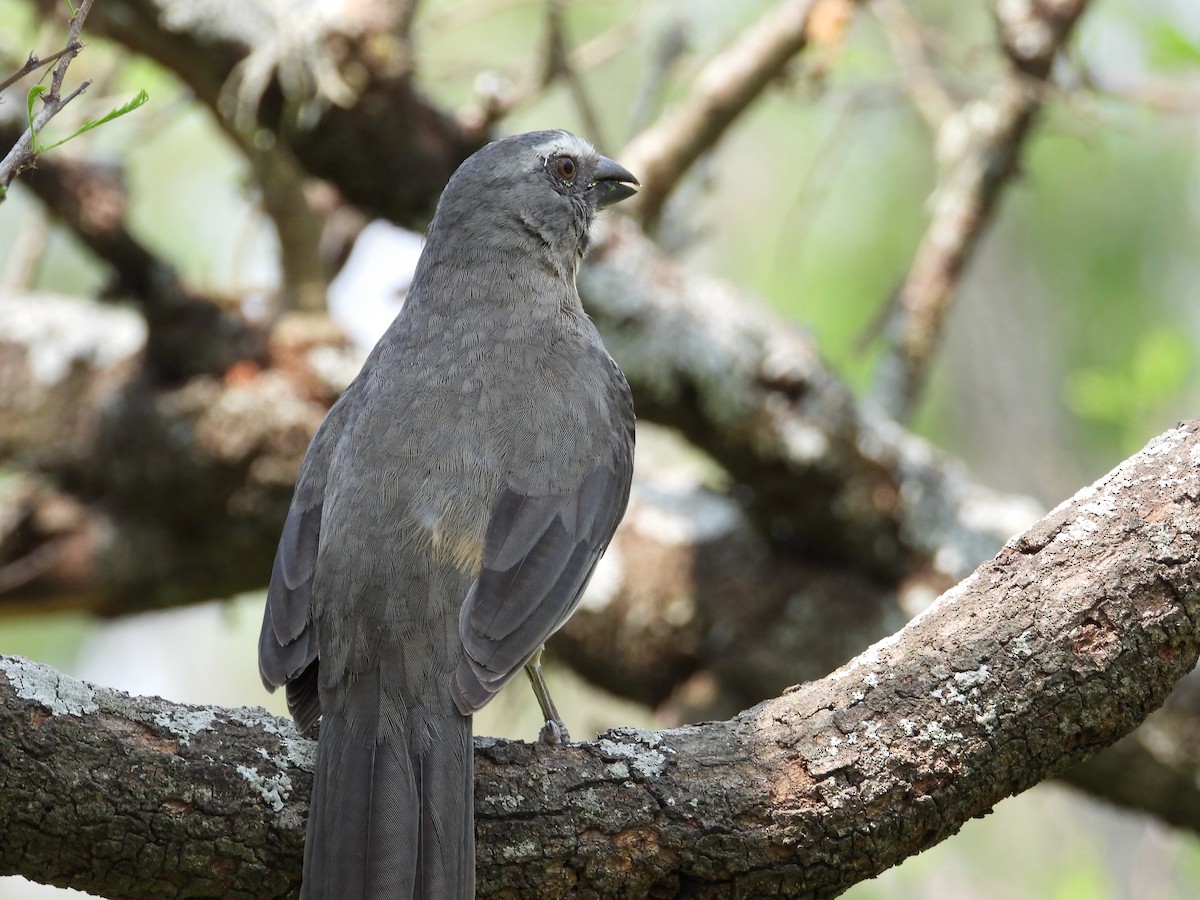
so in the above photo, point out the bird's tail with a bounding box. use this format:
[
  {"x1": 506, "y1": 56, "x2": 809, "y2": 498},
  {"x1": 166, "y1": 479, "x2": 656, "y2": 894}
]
[{"x1": 301, "y1": 708, "x2": 475, "y2": 899}]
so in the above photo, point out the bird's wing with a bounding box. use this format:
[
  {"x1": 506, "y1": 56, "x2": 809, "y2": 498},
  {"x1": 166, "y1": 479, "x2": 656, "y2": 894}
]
[
  {"x1": 257, "y1": 385, "x2": 358, "y2": 731},
  {"x1": 452, "y1": 459, "x2": 632, "y2": 713}
]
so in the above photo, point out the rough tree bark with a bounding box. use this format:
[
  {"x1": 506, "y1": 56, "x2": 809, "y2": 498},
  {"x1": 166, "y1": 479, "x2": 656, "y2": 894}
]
[
  {"x1": 1062, "y1": 667, "x2": 1200, "y2": 833},
  {"x1": 3, "y1": 421, "x2": 1199, "y2": 898}
]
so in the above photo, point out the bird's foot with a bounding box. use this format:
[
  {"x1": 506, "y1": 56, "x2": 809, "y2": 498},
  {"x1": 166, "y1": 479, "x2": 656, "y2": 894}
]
[{"x1": 538, "y1": 719, "x2": 571, "y2": 746}]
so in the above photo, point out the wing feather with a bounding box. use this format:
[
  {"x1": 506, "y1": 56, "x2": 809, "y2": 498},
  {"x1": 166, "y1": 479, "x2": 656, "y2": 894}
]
[
  {"x1": 452, "y1": 461, "x2": 631, "y2": 714},
  {"x1": 258, "y1": 505, "x2": 323, "y2": 692},
  {"x1": 257, "y1": 385, "x2": 360, "y2": 718}
]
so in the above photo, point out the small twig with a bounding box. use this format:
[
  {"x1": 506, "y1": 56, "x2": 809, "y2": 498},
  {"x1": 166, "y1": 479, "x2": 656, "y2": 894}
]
[
  {"x1": 396, "y1": 0, "x2": 423, "y2": 38},
  {"x1": 0, "y1": 0, "x2": 97, "y2": 197},
  {"x1": 54, "y1": 78, "x2": 91, "y2": 110},
  {"x1": 246, "y1": 143, "x2": 331, "y2": 313},
  {"x1": 1079, "y1": 65, "x2": 1200, "y2": 115},
  {"x1": 456, "y1": 13, "x2": 634, "y2": 142},
  {"x1": 418, "y1": 0, "x2": 541, "y2": 33},
  {"x1": 619, "y1": 0, "x2": 824, "y2": 228},
  {"x1": 0, "y1": 43, "x2": 80, "y2": 94},
  {"x1": 0, "y1": 540, "x2": 66, "y2": 595},
  {"x1": 545, "y1": 0, "x2": 607, "y2": 151},
  {"x1": 870, "y1": 0, "x2": 955, "y2": 131},
  {"x1": 0, "y1": 78, "x2": 95, "y2": 194},
  {"x1": 625, "y1": 17, "x2": 689, "y2": 141},
  {"x1": 869, "y1": 0, "x2": 1091, "y2": 422},
  {"x1": 771, "y1": 97, "x2": 859, "y2": 273}
]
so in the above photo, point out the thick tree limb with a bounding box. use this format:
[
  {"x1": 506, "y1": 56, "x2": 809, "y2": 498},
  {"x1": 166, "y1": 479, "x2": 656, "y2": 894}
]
[
  {"x1": 3, "y1": 421, "x2": 1199, "y2": 897},
  {"x1": 0, "y1": 293, "x2": 341, "y2": 613},
  {"x1": 1062, "y1": 668, "x2": 1200, "y2": 832},
  {"x1": 24, "y1": 204, "x2": 1189, "y2": 834},
  {"x1": 582, "y1": 217, "x2": 1037, "y2": 581}
]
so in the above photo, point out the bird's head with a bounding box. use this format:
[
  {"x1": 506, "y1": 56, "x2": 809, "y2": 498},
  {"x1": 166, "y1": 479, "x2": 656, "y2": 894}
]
[{"x1": 427, "y1": 130, "x2": 639, "y2": 274}]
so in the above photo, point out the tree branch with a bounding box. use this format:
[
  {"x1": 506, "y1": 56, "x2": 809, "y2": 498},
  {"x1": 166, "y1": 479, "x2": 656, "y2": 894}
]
[
  {"x1": 2, "y1": 129, "x2": 265, "y2": 381},
  {"x1": 7, "y1": 0, "x2": 1194, "y2": 848},
  {"x1": 0, "y1": 293, "x2": 342, "y2": 613},
  {"x1": 3, "y1": 421, "x2": 1200, "y2": 897},
  {"x1": 0, "y1": 0, "x2": 96, "y2": 197},
  {"x1": 870, "y1": 0, "x2": 955, "y2": 130},
  {"x1": 0, "y1": 44, "x2": 81, "y2": 95},
  {"x1": 582, "y1": 217, "x2": 1034, "y2": 582},
  {"x1": 620, "y1": 0, "x2": 824, "y2": 228},
  {"x1": 6, "y1": 275, "x2": 1196, "y2": 833},
  {"x1": 0, "y1": 210, "x2": 1034, "y2": 623},
  {"x1": 456, "y1": 10, "x2": 635, "y2": 145},
  {"x1": 1062, "y1": 667, "x2": 1200, "y2": 832},
  {"x1": 870, "y1": 0, "x2": 1090, "y2": 421},
  {"x1": 86, "y1": 0, "x2": 478, "y2": 226}
]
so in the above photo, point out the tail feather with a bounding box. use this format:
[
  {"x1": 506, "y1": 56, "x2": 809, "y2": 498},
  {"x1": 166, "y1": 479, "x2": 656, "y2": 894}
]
[
  {"x1": 414, "y1": 722, "x2": 475, "y2": 899},
  {"x1": 301, "y1": 710, "x2": 474, "y2": 899}
]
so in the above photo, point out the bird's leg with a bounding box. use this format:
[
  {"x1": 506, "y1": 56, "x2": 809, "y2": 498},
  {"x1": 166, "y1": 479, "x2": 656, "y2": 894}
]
[{"x1": 524, "y1": 644, "x2": 570, "y2": 745}]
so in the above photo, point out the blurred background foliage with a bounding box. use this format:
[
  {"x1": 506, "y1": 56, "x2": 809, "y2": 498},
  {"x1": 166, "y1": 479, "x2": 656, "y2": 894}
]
[{"x1": 2, "y1": 0, "x2": 1200, "y2": 897}]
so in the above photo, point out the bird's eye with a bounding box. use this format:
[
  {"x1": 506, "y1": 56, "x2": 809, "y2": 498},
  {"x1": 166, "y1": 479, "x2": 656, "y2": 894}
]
[{"x1": 551, "y1": 155, "x2": 577, "y2": 181}]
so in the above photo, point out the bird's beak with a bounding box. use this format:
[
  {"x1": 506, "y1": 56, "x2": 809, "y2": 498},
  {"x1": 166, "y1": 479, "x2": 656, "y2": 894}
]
[{"x1": 590, "y1": 156, "x2": 639, "y2": 209}]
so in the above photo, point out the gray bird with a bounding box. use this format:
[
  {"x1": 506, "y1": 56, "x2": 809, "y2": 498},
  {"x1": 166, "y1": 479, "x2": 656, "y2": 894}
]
[{"x1": 258, "y1": 130, "x2": 638, "y2": 899}]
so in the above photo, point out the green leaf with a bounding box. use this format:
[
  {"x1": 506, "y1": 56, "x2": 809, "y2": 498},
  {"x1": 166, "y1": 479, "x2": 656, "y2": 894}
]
[
  {"x1": 64, "y1": 0, "x2": 78, "y2": 14},
  {"x1": 1145, "y1": 20, "x2": 1200, "y2": 71},
  {"x1": 1131, "y1": 327, "x2": 1193, "y2": 401},
  {"x1": 1064, "y1": 327, "x2": 1194, "y2": 430},
  {"x1": 37, "y1": 89, "x2": 150, "y2": 153},
  {"x1": 1064, "y1": 368, "x2": 1132, "y2": 425},
  {"x1": 26, "y1": 83, "x2": 47, "y2": 149}
]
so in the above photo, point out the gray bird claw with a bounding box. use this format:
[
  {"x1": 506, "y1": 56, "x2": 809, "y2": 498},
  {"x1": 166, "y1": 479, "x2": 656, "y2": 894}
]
[{"x1": 538, "y1": 719, "x2": 571, "y2": 745}]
